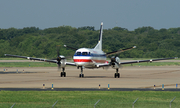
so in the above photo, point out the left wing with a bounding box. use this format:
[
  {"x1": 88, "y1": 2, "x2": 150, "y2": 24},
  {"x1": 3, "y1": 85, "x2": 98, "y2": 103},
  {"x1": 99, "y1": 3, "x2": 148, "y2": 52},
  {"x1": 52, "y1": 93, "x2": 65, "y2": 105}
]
[
  {"x1": 65, "y1": 62, "x2": 76, "y2": 66},
  {"x1": 4, "y1": 54, "x2": 57, "y2": 63},
  {"x1": 4, "y1": 54, "x2": 77, "y2": 66},
  {"x1": 106, "y1": 46, "x2": 136, "y2": 56}
]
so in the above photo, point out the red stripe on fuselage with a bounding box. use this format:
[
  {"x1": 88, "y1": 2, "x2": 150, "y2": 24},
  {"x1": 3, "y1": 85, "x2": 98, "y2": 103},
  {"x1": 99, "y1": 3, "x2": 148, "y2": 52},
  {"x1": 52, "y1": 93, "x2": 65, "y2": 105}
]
[
  {"x1": 73, "y1": 59, "x2": 106, "y2": 63},
  {"x1": 73, "y1": 59, "x2": 92, "y2": 62}
]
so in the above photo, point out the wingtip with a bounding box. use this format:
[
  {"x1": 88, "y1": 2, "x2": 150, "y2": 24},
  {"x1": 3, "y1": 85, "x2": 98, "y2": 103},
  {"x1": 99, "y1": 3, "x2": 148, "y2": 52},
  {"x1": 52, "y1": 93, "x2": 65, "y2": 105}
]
[
  {"x1": 133, "y1": 46, "x2": 136, "y2": 48},
  {"x1": 64, "y1": 45, "x2": 66, "y2": 47},
  {"x1": 4, "y1": 54, "x2": 7, "y2": 56}
]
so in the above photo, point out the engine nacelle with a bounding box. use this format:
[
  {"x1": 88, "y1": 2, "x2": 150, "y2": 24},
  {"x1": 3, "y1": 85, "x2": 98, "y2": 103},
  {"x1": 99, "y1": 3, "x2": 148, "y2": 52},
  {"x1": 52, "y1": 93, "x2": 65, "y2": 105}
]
[
  {"x1": 59, "y1": 55, "x2": 66, "y2": 68},
  {"x1": 111, "y1": 56, "x2": 120, "y2": 69},
  {"x1": 61, "y1": 59, "x2": 66, "y2": 68}
]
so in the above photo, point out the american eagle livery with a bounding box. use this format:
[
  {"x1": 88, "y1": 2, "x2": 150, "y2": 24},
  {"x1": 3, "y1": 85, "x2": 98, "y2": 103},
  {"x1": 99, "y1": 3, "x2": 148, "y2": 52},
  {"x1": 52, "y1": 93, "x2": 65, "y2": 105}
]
[{"x1": 5, "y1": 22, "x2": 177, "y2": 78}]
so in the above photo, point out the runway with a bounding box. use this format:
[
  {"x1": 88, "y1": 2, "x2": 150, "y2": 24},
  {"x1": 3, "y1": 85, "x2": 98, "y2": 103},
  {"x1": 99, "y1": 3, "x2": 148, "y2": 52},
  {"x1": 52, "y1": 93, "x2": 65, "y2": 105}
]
[{"x1": 0, "y1": 66, "x2": 180, "y2": 90}]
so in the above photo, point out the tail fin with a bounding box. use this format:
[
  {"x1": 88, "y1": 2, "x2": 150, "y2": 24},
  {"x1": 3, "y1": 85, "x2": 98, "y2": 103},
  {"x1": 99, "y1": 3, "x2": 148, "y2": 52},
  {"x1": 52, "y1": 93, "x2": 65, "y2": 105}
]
[{"x1": 94, "y1": 22, "x2": 103, "y2": 50}]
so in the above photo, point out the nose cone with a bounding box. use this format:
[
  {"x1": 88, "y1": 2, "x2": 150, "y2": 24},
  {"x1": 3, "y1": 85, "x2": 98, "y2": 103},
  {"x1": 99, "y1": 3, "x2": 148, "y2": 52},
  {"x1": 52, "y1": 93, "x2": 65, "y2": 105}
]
[{"x1": 75, "y1": 62, "x2": 84, "y2": 66}]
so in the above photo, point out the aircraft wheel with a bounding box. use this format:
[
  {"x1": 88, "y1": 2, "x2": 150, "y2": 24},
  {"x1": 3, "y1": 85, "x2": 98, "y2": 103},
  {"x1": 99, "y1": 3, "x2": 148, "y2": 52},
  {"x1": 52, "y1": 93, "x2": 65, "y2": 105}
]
[
  {"x1": 82, "y1": 74, "x2": 84, "y2": 77},
  {"x1": 64, "y1": 72, "x2": 66, "y2": 77},
  {"x1": 114, "y1": 73, "x2": 117, "y2": 78},
  {"x1": 114, "y1": 73, "x2": 120, "y2": 78},
  {"x1": 60, "y1": 72, "x2": 63, "y2": 77},
  {"x1": 79, "y1": 74, "x2": 81, "y2": 77},
  {"x1": 118, "y1": 73, "x2": 120, "y2": 78}
]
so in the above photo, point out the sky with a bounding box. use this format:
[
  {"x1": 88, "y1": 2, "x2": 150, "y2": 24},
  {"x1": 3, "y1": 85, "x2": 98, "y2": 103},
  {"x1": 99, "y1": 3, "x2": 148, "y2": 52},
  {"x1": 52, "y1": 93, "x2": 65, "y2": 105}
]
[{"x1": 0, "y1": 0, "x2": 180, "y2": 31}]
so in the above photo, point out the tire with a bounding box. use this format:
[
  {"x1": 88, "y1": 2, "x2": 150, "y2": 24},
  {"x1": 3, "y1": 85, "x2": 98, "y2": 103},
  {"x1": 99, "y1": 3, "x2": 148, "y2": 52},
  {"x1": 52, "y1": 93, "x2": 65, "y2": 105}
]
[
  {"x1": 114, "y1": 73, "x2": 116, "y2": 78},
  {"x1": 79, "y1": 74, "x2": 81, "y2": 77},
  {"x1": 82, "y1": 74, "x2": 84, "y2": 77},
  {"x1": 117, "y1": 73, "x2": 120, "y2": 78},
  {"x1": 61, "y1": 72, "x2": 63, "y2": 77},
  {"x1": 64, "y1": 72, "x2": 66, "y2": 77}
]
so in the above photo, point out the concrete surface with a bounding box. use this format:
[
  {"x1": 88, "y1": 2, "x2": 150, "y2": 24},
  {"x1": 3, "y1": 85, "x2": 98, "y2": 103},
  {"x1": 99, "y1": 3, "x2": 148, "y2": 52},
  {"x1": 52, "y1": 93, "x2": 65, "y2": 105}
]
[{"x1": 0, "y1": 66, "x2": 179, "y2": 89}]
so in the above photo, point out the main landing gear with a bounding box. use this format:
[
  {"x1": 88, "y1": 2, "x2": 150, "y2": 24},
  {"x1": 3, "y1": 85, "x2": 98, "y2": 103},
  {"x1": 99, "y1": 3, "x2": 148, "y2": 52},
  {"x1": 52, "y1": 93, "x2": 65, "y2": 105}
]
[
  {"x1": 79, "y1": 67, "x2": 84, "y2": 78},
  {"x1": 114, "y1": 69, "x2": 120, "y2": 78},
  {"x1": 60, "y1": 67, "x2": 66, "y2": 77}
]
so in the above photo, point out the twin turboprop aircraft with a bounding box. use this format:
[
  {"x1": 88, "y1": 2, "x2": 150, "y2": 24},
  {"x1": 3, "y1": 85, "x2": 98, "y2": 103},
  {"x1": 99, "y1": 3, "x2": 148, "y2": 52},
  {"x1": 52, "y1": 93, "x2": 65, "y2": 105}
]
[{"x1": 5, "y1": 22, "x2": 177, "y2": 78}]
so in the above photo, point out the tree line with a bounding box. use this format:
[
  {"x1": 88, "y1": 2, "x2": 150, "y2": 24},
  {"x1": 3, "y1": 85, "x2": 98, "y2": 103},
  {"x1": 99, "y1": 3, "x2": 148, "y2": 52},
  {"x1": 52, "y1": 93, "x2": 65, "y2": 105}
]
[{"x1": 1, "y1": 25, "x2": 180, "y2": 58}]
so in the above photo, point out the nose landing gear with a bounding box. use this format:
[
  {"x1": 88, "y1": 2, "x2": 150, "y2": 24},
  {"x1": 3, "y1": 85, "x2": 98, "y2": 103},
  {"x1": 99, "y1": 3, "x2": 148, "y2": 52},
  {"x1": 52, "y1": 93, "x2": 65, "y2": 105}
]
[
  {"x1": 114, "y1": 69, "x2": 120, "y2": 78},
  {"x1": 79, "y1": 66, "x2": 84, "y2": 78},
  {"x1": 60, "y1": 68, "x2": 66, "y2": 77}
]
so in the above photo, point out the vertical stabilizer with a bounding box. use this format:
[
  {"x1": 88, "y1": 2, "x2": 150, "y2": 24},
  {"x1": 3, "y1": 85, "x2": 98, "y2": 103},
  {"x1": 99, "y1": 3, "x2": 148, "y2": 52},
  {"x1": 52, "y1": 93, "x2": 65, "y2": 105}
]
[{"x1": 94, "y1": 22, "x2": 103, "y2": 50}]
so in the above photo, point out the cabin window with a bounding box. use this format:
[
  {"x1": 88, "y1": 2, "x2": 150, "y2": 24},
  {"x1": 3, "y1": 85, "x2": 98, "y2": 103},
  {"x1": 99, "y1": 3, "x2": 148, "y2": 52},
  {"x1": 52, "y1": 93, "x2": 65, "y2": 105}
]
[
  {"x1": 82, "y1": 52, "x2": 88, "y2": 55},
  {"x1": 76, "y1": 52, "x2": 81, "y2": 55}
]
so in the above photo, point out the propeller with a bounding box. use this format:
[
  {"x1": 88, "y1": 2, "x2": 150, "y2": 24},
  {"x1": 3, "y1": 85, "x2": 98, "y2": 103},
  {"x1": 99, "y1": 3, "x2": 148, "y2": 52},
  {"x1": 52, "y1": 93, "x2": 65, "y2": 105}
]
[
  {"x1": 110, "y1": 55, "x2": 119, "y2": 65},
  {"x1": 56, "y1": 45, "x2": 66, "y2": 70},
  {"x1": 50, "y1": 45, "x2": 66, "y2": 70}
]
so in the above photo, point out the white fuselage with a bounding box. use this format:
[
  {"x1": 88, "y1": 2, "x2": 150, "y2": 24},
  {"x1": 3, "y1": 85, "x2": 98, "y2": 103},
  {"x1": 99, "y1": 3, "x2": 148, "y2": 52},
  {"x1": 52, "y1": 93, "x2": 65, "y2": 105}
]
[{"x1": 73, "y1": 48, "x2": 107, "y2": 68}]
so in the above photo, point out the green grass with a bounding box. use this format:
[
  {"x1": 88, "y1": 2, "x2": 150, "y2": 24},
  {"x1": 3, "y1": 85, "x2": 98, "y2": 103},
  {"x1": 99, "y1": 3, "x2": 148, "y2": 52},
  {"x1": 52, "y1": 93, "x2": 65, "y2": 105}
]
[{"x1": 0, "y1": 91, "x2": 179, "y2": 108}]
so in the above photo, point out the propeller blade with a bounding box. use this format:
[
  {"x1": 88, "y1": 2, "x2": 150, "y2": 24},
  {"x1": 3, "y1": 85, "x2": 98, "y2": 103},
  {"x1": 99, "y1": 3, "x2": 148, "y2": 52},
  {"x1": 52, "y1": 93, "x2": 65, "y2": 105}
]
[
  {"x1": 57, "y1": 61, "x2": 61, "y2": 71},
  {"x1": 57, "y1": 45, "x2": 60, "y2": 56}
]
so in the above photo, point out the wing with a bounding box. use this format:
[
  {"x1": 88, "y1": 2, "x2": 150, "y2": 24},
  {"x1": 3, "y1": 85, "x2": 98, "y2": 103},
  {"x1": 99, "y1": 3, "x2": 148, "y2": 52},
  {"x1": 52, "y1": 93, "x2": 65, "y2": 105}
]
[
  {"x1": 4, "y1": 54, "x2": 57, "y2": 63},
  {"x1": 106, "y1": 46, "x2": 136, "y2": 56},
  {"x1": 5, "y1": 54, "x2": 77, "y2": 66},
  {"x1": 95, "y1": 57, "x2": 177, "y2": 67},
  {"x1": 65, "y1": 62, "x2": 76, "y2": 66},
  {"x1": 94, "y1": 63, "x2": 110, "y2": 68},
  {"x1": 120, "y1": 57, "x2": 178, "y2": 64}
]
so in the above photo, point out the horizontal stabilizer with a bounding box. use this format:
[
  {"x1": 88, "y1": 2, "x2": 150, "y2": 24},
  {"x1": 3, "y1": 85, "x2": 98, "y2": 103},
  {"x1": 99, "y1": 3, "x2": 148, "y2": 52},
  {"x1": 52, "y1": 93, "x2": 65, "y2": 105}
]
[
  {"x1": 106, "y1": 46, "x2": 136, "y2": 56},
  {"x1": 64, "y1": 45, "x2": 78, "y2": 51}
]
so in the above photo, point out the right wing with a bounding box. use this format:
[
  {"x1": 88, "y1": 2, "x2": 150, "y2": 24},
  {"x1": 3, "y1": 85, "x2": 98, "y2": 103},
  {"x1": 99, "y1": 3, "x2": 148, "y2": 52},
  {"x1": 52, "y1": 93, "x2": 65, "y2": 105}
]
[
  {"x1": 93, "y1": 57, "x2": 178, "y2": 67},
  {"x1": 120, "y1": 57, "x2": 178, "y2": 64}
]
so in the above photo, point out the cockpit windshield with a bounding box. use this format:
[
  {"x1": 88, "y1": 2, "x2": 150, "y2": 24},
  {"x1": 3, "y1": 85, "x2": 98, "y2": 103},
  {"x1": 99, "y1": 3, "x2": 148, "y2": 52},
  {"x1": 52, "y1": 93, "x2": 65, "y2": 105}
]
[
  {"x1": 75, "y1": 52, "x2": 90, "y2": 56},
  {"x1": 82, "y1": 52, "x2": 88, "y2": 55},
  {"x1": 76, "y1": 52, "x2": 81, "y2": 55}
]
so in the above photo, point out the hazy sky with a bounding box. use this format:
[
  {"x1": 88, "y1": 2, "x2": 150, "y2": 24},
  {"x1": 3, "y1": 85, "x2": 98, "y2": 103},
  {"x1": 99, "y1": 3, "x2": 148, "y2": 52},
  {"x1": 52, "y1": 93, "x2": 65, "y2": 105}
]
[{"x1": 0, "y1": 0, "x2": 180, "y2": 31}]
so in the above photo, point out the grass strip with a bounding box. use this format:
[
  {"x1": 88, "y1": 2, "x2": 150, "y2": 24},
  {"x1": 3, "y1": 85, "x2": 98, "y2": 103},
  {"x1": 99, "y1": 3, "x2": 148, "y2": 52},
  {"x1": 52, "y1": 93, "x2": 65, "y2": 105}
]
[{"x1": 0, "y1": 91, "x2": 179, "y2": 108}]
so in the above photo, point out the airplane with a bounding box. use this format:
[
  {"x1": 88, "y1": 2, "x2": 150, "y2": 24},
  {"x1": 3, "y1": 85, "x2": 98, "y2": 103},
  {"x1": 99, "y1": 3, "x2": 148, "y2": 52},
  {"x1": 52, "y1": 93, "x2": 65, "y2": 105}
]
[{"x1": 4, "y1": 22, "x2": 177, "y2": 78}]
